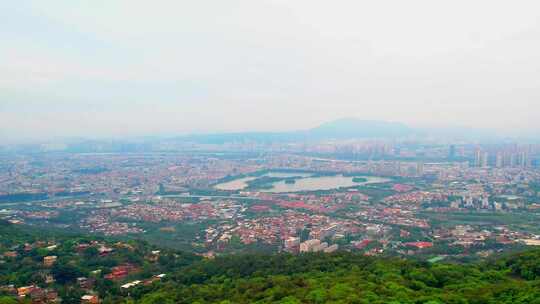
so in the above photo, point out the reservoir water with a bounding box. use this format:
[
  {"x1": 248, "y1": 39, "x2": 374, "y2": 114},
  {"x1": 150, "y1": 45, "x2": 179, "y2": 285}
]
[
  {"x1": 214, "y1": 172, "x2": 389, "y2": 193},
  {"x1": 261, "y1": 175, "x2": 389, "y2": 193}
]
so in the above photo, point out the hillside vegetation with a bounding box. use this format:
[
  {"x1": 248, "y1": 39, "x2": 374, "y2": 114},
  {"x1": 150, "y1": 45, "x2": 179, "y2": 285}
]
[
  {"x1": 132, "y1": 250, "x2": 540, "y2": 304},
  {"x1": 1, "y1": 221, "x2": 539, "y2": 304}
]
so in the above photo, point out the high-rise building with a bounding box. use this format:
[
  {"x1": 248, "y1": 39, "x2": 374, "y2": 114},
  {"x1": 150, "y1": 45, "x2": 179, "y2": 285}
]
[
  {"x1": 519, "y1": 151, "x2": 531, "y2": 168},
  {"x1": 475, "y1": 149, "x2": 489, "y2": 167},
  {"x1": 449, "y1": 145, "x2": 456, "y2": 159},
  {"x1": 482, "y1": 152, "x2": 489, "y2": 167},
  {"x1": 481, "y1": 197, "x2": 490, "y2": 209},
  {"x1": 509, "y1": 153, "x2": 517, "y2": 167},
  {"x1": 416, "y1": 161, "x2": 424, "y2": 177},
  {"x1": 475, "y1": 149, "x2": 482, "y2": 167},
  {"x1": 496, "y1": 152, "x2": 504, "y2": 168}
]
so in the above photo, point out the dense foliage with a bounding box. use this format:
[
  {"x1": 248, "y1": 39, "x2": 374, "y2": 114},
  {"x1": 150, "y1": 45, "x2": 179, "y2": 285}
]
[
  {"x1": 1, "y1": 221, "x2": 540, "y2": 303},
  {"x1": 132, "y1": 251, "x2": 540, "y2": 304}
]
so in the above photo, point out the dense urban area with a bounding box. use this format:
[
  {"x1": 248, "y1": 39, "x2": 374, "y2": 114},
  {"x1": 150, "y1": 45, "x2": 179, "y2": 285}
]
[{"x1": 1, "y1": 139, "x2": 540, "y2": 303}]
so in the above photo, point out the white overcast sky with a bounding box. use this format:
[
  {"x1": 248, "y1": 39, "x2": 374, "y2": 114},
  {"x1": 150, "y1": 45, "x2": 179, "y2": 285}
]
[{"x1": 1, "y1": 0, "x2": 540, "y2": 142}]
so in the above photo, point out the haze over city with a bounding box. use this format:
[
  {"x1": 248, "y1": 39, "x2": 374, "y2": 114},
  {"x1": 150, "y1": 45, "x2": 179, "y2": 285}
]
[
  {"x1": 3, "y1": 2, "x2": 540, "y2": 304},
  {"x1": 2, "y1": 0, "x2": 540, "y2": 143}
]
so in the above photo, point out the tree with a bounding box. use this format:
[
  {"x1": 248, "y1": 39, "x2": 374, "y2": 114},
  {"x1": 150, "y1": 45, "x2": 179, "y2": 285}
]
[
  {"x1": 83, "y1": 246, "x2": 99, "y2": 258},
  {"x1": 0, "y1": 297, "x2": 17, "y2": 304},
  {"x1": 140, "y1": 292, "x2": 175, "y2": 304},
  {"x1": 306, "y1": 288, "x2": 326, "y2": 304},
  {"x1": 51, "y1": 263, "x2": 83, "y2": 284},
  {"x1": 280, "y1": 296, "x2": 301, "y2": 304}
]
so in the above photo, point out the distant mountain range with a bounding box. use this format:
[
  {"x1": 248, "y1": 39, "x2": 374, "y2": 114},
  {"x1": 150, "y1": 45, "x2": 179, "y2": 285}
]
[
  {"x1": 309, "y1": 118, "x2": 413, "y2": 139},
  {"x1": 3, "y1": 118, "x2": 531, "y2": 153},
  {"x1": 173, "y1": 117, "x2": 530, "y2": 145},
  {"x1": 177, "y1": 118, "x2": 416, "y2": 144}
]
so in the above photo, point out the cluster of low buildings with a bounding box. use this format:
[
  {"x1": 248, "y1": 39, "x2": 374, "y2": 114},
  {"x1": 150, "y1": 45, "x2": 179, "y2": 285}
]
[
  {"x1": 0, "y1": 235, "x2": 172, "y2": 304},
  {"x1": 0, "y1": 284, "x2": 61, "y2": 303},
  {"x1": 120, "y1": 274, "x2": 166, "y2": 290},
  {"x1": 383, "y1": 191, "x2": 447, "y2": 205},
  {"x1": 432, "y1": 225, "x2": 540, "y2": 248},
  {"x1": 80, "y1": 199, "x2": 244, "y2": 235},
  {"x1": 81, "y1": 213, "x2": 144, "y2": 235},
  {"x1": 353, "y1": 207, "x2": 430, "y2": 229},
  {"x1": 205, "y1": 210, "x2": 364, "y2": 253}
]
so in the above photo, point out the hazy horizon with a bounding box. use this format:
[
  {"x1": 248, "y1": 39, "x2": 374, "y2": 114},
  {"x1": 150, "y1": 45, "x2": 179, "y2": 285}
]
[{"x1": 2, "y1": 1, "x2": 540, "y2": 142}]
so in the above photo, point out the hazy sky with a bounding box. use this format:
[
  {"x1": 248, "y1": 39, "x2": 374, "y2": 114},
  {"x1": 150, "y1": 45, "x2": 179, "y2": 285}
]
[{"x1": 2, "y1": 1, "x2": 540, "y2": 142}]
